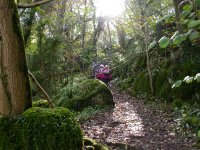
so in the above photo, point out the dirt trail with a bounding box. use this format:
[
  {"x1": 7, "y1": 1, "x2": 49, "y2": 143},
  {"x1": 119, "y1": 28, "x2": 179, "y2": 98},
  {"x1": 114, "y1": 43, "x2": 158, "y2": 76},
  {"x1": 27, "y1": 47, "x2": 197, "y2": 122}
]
[{"x1": 81, "y1": 86, "x2": 196, "y2": 150}]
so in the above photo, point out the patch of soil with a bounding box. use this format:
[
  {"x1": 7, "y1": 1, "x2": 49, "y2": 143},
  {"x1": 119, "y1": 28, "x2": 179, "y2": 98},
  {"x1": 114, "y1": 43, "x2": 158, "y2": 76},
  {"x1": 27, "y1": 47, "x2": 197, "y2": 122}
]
[{"x1": 81, "y1": 86, "x2": 196, "y2": 150}]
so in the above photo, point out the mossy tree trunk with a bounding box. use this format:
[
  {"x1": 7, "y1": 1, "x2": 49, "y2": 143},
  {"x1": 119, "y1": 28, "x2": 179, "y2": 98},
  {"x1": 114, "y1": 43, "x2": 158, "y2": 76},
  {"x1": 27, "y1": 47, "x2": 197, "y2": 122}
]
[{"x1": 0, "y1": 0, "x2": 32, "y2": 116}]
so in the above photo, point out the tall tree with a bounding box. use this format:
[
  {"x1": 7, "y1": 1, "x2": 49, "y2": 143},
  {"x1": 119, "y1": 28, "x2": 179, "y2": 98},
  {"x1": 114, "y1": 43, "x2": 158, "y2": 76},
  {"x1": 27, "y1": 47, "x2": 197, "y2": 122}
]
[
  {"x1": 0, "y1": 0, "x2": 32, "y2": 116},
  {"x1": 172, "y1": 0, "x2": 184, "y2": 32}
]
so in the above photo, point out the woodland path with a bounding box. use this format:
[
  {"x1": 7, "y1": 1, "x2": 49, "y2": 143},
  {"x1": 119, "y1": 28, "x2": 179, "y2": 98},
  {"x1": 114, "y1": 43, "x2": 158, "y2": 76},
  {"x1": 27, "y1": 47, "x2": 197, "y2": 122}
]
[{"x1": 81, "y1": 86, "x2": 196, "y2": 150}]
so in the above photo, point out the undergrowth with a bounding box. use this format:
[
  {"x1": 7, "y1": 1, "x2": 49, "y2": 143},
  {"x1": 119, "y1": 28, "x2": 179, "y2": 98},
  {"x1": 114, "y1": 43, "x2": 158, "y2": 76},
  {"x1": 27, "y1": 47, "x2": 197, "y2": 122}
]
[{"x1": 173, "y1": 102, "x2": 200, "y2": 148}]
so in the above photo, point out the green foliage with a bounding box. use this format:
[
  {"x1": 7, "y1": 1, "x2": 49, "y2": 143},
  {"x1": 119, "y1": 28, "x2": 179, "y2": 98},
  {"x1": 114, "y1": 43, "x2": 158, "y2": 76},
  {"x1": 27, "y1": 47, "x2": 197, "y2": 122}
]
[
  {"x1": 173, "y1": 34, "x2": 186, "y2": 45},
  {"x1": 0, "y1": 107, "x2": 83, "y2": 150},
  {"x1": 183, "y1": 76, "x2": 194, "y2": 83},
  {"x1": 153, "y1": 69, "x2": 171, "y2": 98},
  {"x1": 173, "y1": 103, "x2": 200, "y2": 147},
  {"x1": 148, "y1": 41, "x2": 157, "y2": 50},
  {"x1": 172, "y1": 80, "x2": 183, "y2": 88},
  {"x1": 189, "y1": 31, "x2": 200, "y2": 41},
  {"x1": 198, "y1": 130, "x2": 200, "y2": 138},
  {"x1": 134, "y1": 71, "x2": 151, "y2": 95},
  {"x1": 117, "y1": 77, "x2": 134, "y2": 90},
  {"x1": 183, "y1": 4, "x2": 193, "y2": 12},
  {"x1": 195, "y1": 73, "x2": 200, "y2": 82},
  {"x1": 181, "y1": 116, "x2": 200, "y2": 130},
  {"x1": 158, "y1": 14, "x2": 173, "y2": 23},
  {"x1": 188, "y1": 20, "x2": 200, "y2": 28},
  {"x1": 173, "y1": 99, "x2": 184, "y2": 108},
  {"x1": 158, "y1": 36, "x2": 170, "y2": 48},
  {"x1": 172, "y1": 72, "x2": 200, "y2": 102},
  {"x1": 172, "y1": 81, "x2": 199, "y2": 103},
  {"x1": 32, "y1": 100, "x2": 49, "y2": 108},
  {"x1": 55, "y1": 79, "x2": 114, "y2": 111}
]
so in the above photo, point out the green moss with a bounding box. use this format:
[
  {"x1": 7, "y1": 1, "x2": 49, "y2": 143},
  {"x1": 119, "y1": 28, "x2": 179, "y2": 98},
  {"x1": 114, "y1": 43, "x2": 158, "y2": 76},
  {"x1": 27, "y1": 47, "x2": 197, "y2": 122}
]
[
  {"x1": 56, "y1": 79, "x2": 114, "y2": 111},
  {"x1": 32, "y1": 100, "x2": 49, "y2": 108},
  {"x1": 94, "y1": 143, "x2": 109, "y2": 150},
  {"x1": 83, "y1": 138, "x2": 109, "y2": 150},
  {"x1": 0, "y1": 107, "x2": 83, "y2": 150}
]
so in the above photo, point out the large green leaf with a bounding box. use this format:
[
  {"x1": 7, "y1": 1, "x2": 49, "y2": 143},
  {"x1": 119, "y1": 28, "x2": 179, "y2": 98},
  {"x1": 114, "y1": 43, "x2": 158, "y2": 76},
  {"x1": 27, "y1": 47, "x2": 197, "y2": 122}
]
[
  {"x1": 148, "y1": 41, "x2": 157, "y2": 50},
  {"x1": 194, "y1": 73, "x2": 200, "y2": 83},
  {"x1": 183, "y1": 19, "x2": 189, "y2": 25},
  {"x1": 189, "y1": 31, "x2": 200, "y2": 41},
  {"x1": 183, "y1": 76, "x2": 194, "y2": 83},
  {"x1": 158, "y1": 36, "x2": 170, "y2": 48},
  {"x1": 198, "y1": 130, "x2": 200, "y2": 138},
  {"x1": 158, "y1": 14, "x2": 173, "y2": 23},
  {"x1": 163, "y1": 14, "x2": 172, "y2": 21},
  {"x1": 173, "y1": 34, "x2": 186, "y2": 45},
  {"x1": 180, "y1": 11, "x2": 190, "y2": 19},
  {"x1": 172, "y1": 80, "x2": 183, "y2": 89},
  {"x1": 183, "y1": 4, "x2": 193, "y2": 12},
  {"x1": 188, "y1": 20, "x2": 200, "y2": 28}
]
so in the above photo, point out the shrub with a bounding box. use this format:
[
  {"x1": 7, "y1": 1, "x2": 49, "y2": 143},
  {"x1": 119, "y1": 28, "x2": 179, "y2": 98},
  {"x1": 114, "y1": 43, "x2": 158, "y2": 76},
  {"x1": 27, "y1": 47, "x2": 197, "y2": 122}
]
[
  {"x1": 134, "y1": 71, "x2": 151, "y2": 94},
  {"x1": 154, "y1": 69, "x2": 171, "y2": 99},
  {"x1": 0, "y1": 107, "x2": 83, "y2": 150}
]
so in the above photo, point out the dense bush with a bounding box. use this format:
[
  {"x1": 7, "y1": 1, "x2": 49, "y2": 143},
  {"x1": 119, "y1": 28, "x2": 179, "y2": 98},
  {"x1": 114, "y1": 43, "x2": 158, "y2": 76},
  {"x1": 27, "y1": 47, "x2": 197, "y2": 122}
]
[
  {"x1": 56, "y1": 79, "x2": 114, "y2": 111},
  {"x1": 134, "y1": 71, "x2": 151, "y2": 95},
  {"x1": 172, "y1": 72, "x2": 200, "y2": 104},
  {"x1": 0, "y1": 107, "x2": 83, "y2": 150}
]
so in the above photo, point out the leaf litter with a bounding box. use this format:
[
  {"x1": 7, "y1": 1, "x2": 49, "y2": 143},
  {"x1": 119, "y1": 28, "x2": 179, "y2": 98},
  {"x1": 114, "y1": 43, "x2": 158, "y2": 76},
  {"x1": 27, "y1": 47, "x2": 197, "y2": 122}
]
[{"x1": 81, "y1": 86, "x2": 197, "y2": 150}]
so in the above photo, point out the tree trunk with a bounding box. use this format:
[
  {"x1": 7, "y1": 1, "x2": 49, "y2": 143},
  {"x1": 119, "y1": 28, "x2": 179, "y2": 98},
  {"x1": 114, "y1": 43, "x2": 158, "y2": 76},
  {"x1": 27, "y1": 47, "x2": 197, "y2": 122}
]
[
  {"x1": 107, "y1": 20, "x2": 112, "y2": 50},
  {"x1": 144, "y1": 25, "x2": 154, "y2": 95},
  {"x1": 173, "y1": 0, "x2": 183, "y2": 33},
  {"x1": 0, "y1": 0, "x2": 32, "y2": 116},
  {"x1": 81, "y1": 0, "x2": 87, "y2": 48}
]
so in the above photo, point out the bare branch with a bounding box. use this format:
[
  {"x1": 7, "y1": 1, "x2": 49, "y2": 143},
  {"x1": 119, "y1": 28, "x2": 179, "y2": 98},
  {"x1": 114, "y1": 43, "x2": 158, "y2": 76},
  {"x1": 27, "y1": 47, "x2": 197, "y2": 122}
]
[
  {"x1": 28, "y1": 70, "x2": 54, "y2": 108},
  {"x1": 17, "y1": 0, "x2": 53, "y2": 9}
]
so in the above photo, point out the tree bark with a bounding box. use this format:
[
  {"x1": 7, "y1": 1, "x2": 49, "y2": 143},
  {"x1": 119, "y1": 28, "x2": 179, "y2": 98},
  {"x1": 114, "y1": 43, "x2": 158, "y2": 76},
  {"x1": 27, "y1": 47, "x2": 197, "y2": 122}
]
[
  {"x1": 107, "y1": 20, "x2": 112, "y2": 50},
  {"x1": 173, "y1": 0, "x2": 184, "y2": 33},
  {"x1": 0, "y1": 0, "x2": 32, "y2": 116},
  {"x1": 145, "y1": 43, "x2": 154, "y2": 95},
  {"x1": 81, "y1": 0, "x2": 87, "y2": 48}
]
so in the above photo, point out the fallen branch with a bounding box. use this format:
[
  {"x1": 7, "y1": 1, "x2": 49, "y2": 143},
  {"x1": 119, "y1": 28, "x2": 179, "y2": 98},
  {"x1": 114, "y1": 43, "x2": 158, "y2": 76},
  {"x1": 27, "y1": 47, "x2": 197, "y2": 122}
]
[
  {"x1": 17, "y1": 0, "x2": 53, "y2": 8},
  {"x1": 28, "y1": 70, "x2": 54, "y2": 108}
]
